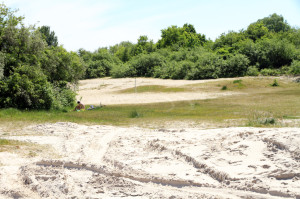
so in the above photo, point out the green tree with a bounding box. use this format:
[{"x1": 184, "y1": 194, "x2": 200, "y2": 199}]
[
  {"x1": 41, "y1": 46, "x2": 85, "y2": 84},
  {"x1": 246, "y1": 22, "x2": 269, "y2": 41},
  {"x1": 256, "y1": 37, "x2": 296, "y2": 69},
  {"x1": 39, "y1": 25, "x2": 58, "y2": 47},
  {"x1": 157, "y1": 24, "x2": 206, "y2": 49},
  {"x1": 258, "y1": 13, "x2": 291, "y2": 33}
]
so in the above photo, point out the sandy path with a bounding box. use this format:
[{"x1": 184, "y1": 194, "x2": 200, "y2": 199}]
[
  {"x1": 77, "y1": 77, "x2": 239, "y2": 105},
  {"x1": 1, "y1": 123, "x2": 299, "y2": 198}
]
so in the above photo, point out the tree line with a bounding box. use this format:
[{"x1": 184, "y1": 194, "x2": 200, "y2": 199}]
[
  {"x1": 0, "y1": 2, "x2": 299, "y2": 110},
  {"x1": 81, "y1": 13, "x2": 299, "y2": 80}
]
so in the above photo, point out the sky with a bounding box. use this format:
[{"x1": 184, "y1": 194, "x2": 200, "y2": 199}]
[{"x1": 4, "y1": 0, "x2": 300, "y2": 52}]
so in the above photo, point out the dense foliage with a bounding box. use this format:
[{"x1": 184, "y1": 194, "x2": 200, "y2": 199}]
[
  {"x1": 0, "y1": 2, "x2": 299, "y2": 110},
  {"x1": 0, "y1": 3, "x2": 84, "y2": 110},
  {"x1": 79, "y1": 14, "x2": 299, "y2": 80}
]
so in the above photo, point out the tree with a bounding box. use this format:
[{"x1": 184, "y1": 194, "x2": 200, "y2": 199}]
[
  {"x1": 157, "y1": 24, "x2": 206, "y2": 49},
  {"x1": 183, "y1": 23, "x2": 196, "y2": 33},
  {"x1": 256, "y1": 37, "x2": 296, "y2": 69},
  {"x1": 41, "y1": 46, "x2": 85, "y2": 83},
  {"x1": 39, "y1": 26, "x2": 58, "y2": 47},
  {"x1": 258, "y1": 13, "x2": 291, "y2": 33},
  {"x1": 246, "y1": 22, "x2": 269, "y2": 41}
]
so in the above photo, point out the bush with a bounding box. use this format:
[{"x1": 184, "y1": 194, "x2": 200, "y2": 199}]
[
  {"x1": 0, "y1": 65, "x2": 76, "y2": 110},
  {"x1": 153, "y1": 60, "x2": 194, "y2": 79},
  {"x1": 257, "y1": 38, "x2": 296, "y2": 69},
  {"x1": 0, "y1": 66, "x2": 54, "y2": 109},
  {"x1": 111, "y1": 63, "x2": 133, "y2": 78},
  {"x1": 128, "y1": 53, "x2": 166, "y2": 77},
  {"x1": 221, "y1": 85, "x2": 227, "y2": 90},
  {"x1": 260, "y1": 68, "x2": 281, "y2": 76},
  {"x1": 288, "y1": 60, "x2": 300, "y2": 75},
  {"x1": 246, "y1": 65, "x2": 259, "y2": 76},
  {"x1": 186, "y1": 52, "x2": 222, "y2": 80},
  {"x1": 220, "y1": 54, "x2": 250, "y2": 77}
]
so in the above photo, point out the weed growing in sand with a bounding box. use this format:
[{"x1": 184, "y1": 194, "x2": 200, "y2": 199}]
[
  {"x1": 221, "y1": 85, "x2": 227, "y2": 90},
  {"x1": 0, "y1": 139, "x2": 23, "y2": 152},
  {"x1": 247, "y1": 111, "x2": 277, "y2": 126},
  {"x1": 129, "y1": 110, "x2": 142, "y2": 118},
  {"x1": 233, "y1": 79, "x2": 242, "y2": 84},
  {"x1": 271, "y1": 79, "x2": 279, "y2": 87}
]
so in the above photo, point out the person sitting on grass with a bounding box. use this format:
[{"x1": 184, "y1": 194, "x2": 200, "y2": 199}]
[{"x1": 75, "y1": 101, "x2": 85, "y2": 111}]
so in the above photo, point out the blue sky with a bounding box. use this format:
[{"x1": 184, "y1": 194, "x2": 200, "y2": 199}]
[{"x1": 4, "y1": 0, "x2": 300, "y2": 52}]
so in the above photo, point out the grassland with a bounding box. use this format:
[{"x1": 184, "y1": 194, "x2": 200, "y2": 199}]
[{"x1": 0, "y1": 77, "x2": 299, "y2": 128}]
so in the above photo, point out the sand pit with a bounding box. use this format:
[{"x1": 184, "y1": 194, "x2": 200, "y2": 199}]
[
  {"x1": 1, "y1": 122, "x2": 299, "y2": 198},
  {"x1": 77, "y1": 77, "x2": 240, "y2": 105}
]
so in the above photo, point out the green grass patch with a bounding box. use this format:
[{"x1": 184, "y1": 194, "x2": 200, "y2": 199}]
[{"x1": 117, "y1": 85, "x2": 186, "y2": 93}]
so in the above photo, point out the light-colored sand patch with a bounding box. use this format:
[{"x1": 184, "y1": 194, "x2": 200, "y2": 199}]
[
  {"x1": 1, "y1": 122, "x2": 299, "y2": 198},
  {"x1": 77, "y1": 77, "x2": 240, "y2": 105}
]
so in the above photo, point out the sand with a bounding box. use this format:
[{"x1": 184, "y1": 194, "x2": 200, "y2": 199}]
[
  {"x1": 0, "y1": 77, "x2": 299, "y2": 198},
  {"x1": 0, "y1": 123, "x2": 299, "y2": 198},
  {"x1": 77, "y1": 77, "x2": 240, "y2": 105}
]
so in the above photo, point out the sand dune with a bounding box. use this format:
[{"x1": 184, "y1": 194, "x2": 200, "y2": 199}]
[{"x1": 0, "y1": 123, "x2": 299, "y2": 198}]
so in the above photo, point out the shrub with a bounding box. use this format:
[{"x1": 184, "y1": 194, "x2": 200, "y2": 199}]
[
  {"x1": 111, "y1": 63, "x2": 133, "y2": 78},
  {"x1": 186, "y1": 52, "x2": 222, "y2": 80},
  {"x1": 260, "y1": 68, "x2": 280, "y2": 76},
  {"x1": 0, "y1": 65, "x2": 76, "y2": 110},
  {"x1": 153, "y1": 60, "x2": 194, "y2": 79},
  {"x1": 128, "y1": 53, "x2": 166, "y2": 77},
  {"x1": 0, "y1": 66, "x2": 55, "y2": 109},
  {"x1": 288, "y1": 60, "x2": 300, "y2": 75},
  {"x1": 246, "y1": 65, "x2": 259, "y2": 76},
  {"x1": 221, "y1": 85, "x2": 227, "y2": 90},
  {"x1": 270, "y1": 79, "x2": 279, "y2": 87},
  {"x1": 220, "y1": 54, "x2": 250, "y2": 77}
]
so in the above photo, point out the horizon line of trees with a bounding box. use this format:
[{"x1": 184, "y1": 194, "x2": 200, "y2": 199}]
[
  {"x1": 0, "y1": 2, "x2": 299, "y2": 110},
  {"x1": 79, "y1": 13, "x2": 299, "y2": 80}
]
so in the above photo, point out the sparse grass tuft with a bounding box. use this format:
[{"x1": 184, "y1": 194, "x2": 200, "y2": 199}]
[
  {"x1": 129, "y1": 110, "x2": 142, "y2": 118},
  {"x1": 247, "y1": 111, "x2": 277, "y2": 126},
  {"x1": 221, "y1": 85, "x2": 227, "y2": 90},
  {"x1": 233, "y1": 79, "x2": 242, "y2": 84}
]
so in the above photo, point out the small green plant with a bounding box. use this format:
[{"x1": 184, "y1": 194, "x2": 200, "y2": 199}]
[
  {"x1": 129, "y1": 110, "x2": 142, "y2": 118},
  {"x1": 233, "y1": 79, "x2": 242, "y2": 84},
  {"x1": 271, "y1": 79, "x2": 279, "y2": 87},
  {"x1": 246, "y1": 65, "x2": 259, "y2": 76},
  {"x1": 247, "y1": 111, "x2": 277, "y2": 126},
  {"x1": 221, "y1": 85, "x2": 227, "y2": 90}
]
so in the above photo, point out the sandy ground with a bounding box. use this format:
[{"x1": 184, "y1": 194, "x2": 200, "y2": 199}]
[
  {"x1": 0, "y1": 123, "x2": 299, "y2": 198},
  {"x1": 77, "y1": 77, "x2": 240, "y2": 105},
  {"x1": 0, "y1": 77, "x2": 299, "y2": 198}
]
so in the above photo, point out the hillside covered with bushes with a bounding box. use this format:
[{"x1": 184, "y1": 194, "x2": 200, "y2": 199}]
[{"x1": 0, "y1": 2, "x2": 299, "y2": 110}]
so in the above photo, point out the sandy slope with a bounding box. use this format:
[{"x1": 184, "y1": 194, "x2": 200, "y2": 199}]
[
  {"x1": 0, "y1": 123, "x2": 299, "y2": 198},
  {"x1": 77, "y1": 77, "x2": 239, "y2": 105},
  {"x1": 0, "y1": 77, "x2": 299, "y2": 198}
]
